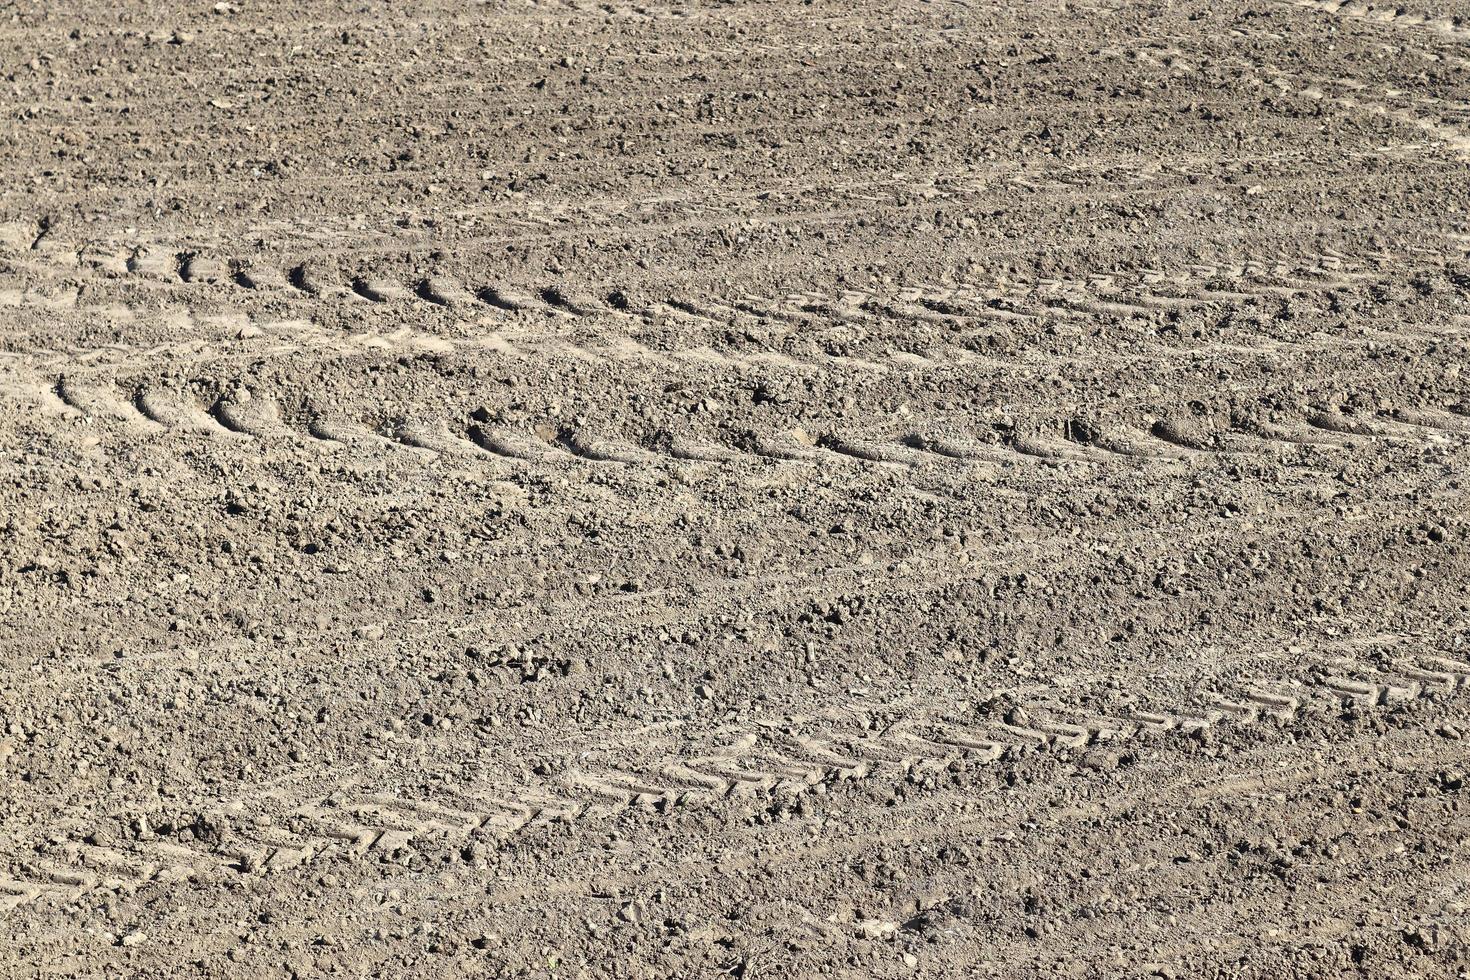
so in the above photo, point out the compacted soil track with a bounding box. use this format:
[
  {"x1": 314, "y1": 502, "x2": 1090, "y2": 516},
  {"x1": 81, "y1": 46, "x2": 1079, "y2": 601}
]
[{"x1": 2, "y1": 0, "x2": 1469, "y2": 976}]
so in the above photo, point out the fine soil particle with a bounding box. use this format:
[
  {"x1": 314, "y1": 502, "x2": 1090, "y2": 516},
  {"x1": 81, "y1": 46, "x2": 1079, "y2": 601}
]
[{"x1": 2, "y1": 1, "x2": 1470, "y2": 977}]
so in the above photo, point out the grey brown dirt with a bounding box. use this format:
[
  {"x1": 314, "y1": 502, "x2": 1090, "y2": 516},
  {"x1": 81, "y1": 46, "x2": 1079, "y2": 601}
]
[{"x1": 2, "y1": 0, "x2": 1470, "y2": 976}]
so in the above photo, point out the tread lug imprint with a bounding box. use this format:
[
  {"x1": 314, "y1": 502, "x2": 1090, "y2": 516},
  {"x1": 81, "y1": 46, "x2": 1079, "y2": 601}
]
[{"x1": 9, "y1": 8, "x2": 1470, "y2": 974}]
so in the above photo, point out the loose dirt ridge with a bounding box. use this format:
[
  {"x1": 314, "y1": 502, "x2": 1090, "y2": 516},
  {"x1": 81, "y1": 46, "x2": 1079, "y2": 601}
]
[{"x1": 2, "y1": 0, "x2": 1470, "y2": 977}]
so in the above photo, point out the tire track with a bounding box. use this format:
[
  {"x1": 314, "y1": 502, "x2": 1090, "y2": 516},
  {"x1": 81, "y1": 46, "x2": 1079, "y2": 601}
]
[
  {"x1": 7, "y1": 235, "x2": 1468, "y2": 385},
  {"x1": 1279, "y1": 0, "x2": 1470, "y2": 41},
  {"x1": 5, "y1": 226, "x2": 1462, "y2": 326},
  {"x1": 12, "y1": 368, "x2": 1463, "y2": 474},
  {"x1": 2, "y1": 649, "x2": 1464, "y2": 917},
  {"x1": 1278, "y1": 73, "x2": 1470, "y2": 159}
]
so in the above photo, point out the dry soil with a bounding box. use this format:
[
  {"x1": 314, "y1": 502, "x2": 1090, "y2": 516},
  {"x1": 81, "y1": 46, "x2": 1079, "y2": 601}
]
[{"x1": 2, "y1": 0, "x2": 1469, "y2": 977}]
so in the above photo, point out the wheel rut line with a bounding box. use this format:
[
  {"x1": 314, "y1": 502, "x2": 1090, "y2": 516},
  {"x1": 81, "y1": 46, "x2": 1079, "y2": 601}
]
[
  {"x1": 7, "y1": 234, "x2": 1469, "y2": 374},
  {"x1": 5, "y1": 653, "x2": 1463, "y2": 915},
  {"x1": 1278, "y1": 0, "x2": 1470, "y2": 41},
  {"x1": 9, "y1": 368, "x2": 1463, "y2": 474}
]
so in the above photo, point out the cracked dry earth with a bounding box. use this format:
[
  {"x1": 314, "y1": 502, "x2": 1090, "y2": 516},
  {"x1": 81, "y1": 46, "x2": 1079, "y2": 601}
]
[{"x1": 3, "y1": 0, "x2": 1470, "y2": 977}]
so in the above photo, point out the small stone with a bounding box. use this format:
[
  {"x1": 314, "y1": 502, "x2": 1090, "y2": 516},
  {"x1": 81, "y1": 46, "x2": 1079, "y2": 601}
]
[
  {"x1": 119, "y1": 931, "x2": 147, "y2": 947},
  {"x1": 132, "y1": 815, "x2": 153, "y2": 840},
  {"x1": 856, "y1": 919, "x2": 898, "y2": 940}
]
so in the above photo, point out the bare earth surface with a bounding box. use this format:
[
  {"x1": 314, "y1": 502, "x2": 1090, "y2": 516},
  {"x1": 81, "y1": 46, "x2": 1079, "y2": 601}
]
[{"x1": 2, "y1": 0, "x2": 1470, "y2": 976}]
